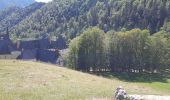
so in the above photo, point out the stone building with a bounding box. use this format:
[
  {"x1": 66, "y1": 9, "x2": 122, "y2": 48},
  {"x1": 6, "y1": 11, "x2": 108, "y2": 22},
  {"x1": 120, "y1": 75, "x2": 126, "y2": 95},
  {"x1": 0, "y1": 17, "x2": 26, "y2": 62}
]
[
  {"x1": 0, "y1": 32, "x2": 67, "y2": 64},
  {"x1": 0, "y1": 29, "x2": 19, "y2": 59},
  {"x1": 16, "y1": 36, "x2": 65, "y2": 63}
]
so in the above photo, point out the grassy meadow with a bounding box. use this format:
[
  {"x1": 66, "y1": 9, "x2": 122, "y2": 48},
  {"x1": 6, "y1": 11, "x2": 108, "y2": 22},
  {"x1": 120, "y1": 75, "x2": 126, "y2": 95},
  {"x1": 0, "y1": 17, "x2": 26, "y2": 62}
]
[{"x1": 0, "y1": 60, "x2": 170, "y2": 100}]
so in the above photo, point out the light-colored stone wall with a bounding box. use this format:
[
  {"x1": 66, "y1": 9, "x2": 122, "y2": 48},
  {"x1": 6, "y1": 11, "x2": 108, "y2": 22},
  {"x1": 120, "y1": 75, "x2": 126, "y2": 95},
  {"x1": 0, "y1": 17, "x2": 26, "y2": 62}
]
[{"x1": 0, "y1": 51, "x2": 21, "y2": 59}]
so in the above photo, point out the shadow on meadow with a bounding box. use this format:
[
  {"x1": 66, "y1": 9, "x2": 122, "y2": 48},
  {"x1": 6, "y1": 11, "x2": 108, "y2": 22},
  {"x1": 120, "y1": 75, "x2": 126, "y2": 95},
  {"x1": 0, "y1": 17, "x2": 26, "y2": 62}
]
[{"x1": 93, "y1": 71, "x2": 170, "y2": 83}]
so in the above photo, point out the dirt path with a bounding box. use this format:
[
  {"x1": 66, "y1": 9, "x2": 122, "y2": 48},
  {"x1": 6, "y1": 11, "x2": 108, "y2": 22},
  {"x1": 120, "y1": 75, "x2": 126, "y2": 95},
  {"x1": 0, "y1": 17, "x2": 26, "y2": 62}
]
[
  {"x1": 89, "y1": 95, "x2": 170, "y2": 100},
  {"x1": 130, "y1": 95, "x2": 170, "y2": 100}
]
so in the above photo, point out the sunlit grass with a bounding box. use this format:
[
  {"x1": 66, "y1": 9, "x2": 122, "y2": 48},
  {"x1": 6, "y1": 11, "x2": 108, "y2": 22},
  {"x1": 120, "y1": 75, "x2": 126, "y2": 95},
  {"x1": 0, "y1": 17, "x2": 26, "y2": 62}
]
[{"x1": 0, "y1": 60, "x2": 169, "y2": 100}]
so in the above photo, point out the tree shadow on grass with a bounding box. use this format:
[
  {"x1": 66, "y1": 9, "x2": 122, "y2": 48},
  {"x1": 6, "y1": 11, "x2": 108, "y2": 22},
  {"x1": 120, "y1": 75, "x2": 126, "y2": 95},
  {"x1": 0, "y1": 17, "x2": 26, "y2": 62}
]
[{"x1": 94, "y1": 72, "x2": 169, "y2": 83}]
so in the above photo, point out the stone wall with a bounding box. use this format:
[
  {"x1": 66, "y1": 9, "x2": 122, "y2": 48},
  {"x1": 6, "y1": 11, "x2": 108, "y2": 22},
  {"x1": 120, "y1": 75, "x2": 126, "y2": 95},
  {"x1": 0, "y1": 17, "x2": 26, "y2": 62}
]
[
  {"x1": 21, "y1": 49, "x2": 37, "y2": 60},
  {"x1": 37, "y1": 49, "x2": 59, "y2": 63}
]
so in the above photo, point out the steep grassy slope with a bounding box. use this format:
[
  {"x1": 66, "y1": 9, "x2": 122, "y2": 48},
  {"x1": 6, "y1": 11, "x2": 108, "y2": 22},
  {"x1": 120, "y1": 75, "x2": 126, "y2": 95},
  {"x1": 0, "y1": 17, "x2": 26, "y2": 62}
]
[{"x1": 0, "y1": 60, "x2": 169, "y2": 100}]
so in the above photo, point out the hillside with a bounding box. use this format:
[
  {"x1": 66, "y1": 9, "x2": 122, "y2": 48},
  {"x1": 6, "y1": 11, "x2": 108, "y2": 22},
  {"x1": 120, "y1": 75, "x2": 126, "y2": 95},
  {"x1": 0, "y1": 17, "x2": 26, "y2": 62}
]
[
  {"x1": 4, "y1": 0, "x2": 170, "y2": 40},
  {"x1": 0, "y1": 60, "x2": 170, "y2": 100},
  {"x1": 0, "y1": 0, "x2": 35, "y2": 10},
  {"x1": 0, "y1": 2, "x2": 45, "y2": 34}
]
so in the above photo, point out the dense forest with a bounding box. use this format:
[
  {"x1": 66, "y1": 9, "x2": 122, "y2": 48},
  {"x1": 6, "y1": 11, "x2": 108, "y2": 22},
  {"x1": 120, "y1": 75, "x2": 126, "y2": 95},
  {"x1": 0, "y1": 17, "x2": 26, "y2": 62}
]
[
  {"x1": 0, "y1": 0, "x2": 169, "y2": 41},
  {"x1": 67, "y1": 27, "x2": 170, "y2": 72},
  {"x1": 0, "y1": 2, "x2": 44, "y2": 34},
  {"x1": 0, "y1": 0, "x2": 169, "y2": 73}
]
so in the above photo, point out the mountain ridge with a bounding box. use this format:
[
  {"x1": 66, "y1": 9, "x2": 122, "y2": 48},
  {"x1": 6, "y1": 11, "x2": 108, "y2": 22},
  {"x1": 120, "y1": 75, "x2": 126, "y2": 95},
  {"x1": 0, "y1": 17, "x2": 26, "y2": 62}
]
[
  {"x1": 0, "y1": 0, "x2": 36, "y2": 10},
  {"x1": 0, "y1": 2, "x2": 45, "y2": 35},
  {"x1": 0, "y1": 0, "x2": 170, "y2": 41}
]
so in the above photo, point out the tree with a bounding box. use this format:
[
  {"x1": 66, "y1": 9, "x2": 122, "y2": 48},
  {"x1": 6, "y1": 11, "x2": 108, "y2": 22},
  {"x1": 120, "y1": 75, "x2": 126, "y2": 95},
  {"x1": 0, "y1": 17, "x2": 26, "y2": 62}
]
[
  {"x1": 148, "y1": 31, "x2": 169, "y2": 72},
  {"x1": 107, "y1": 29, "x2": 150, "y2": 72},
  {"x1": 67, "y1": 27, "x2": 105, "y2": 71},
  {"x1": 67, "y1": 36, "x2": 81, "y2": 70}
]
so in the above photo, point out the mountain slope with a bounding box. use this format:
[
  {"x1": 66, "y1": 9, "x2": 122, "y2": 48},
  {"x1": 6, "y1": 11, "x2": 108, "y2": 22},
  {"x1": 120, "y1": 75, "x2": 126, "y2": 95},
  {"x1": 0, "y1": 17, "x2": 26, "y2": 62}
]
[
  {"x1": 0, "y1": 2, "x2": 45, "y2": 34},
  {"x1": 0, "y1": 0, "x2": 35, "y2": 10},
  {"x1": 0, "y1": 60, "x2": 170, "y2": 100},
  {"x1": 8, "y1": 0, "x2": 170, "y2": 40}
]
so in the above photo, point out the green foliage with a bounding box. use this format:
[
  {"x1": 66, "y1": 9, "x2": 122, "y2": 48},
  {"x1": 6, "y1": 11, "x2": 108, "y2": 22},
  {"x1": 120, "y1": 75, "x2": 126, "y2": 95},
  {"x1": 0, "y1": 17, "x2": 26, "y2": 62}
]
[
  {"x1": 1, "y1": 0, "x2": 170, "y2": 41},
  {"x1": 0, "y1": 0, "x2": 169, "y2": 73},
  {"x1": 68, "y1": 27, "x2": 105, "y2": 71},
  {"x1": 163, "y1": 22, "x2": 170, "y2": 32},
  {"x1": 0, "y1": 2, "x2": 44, "y2": 34},
  {"x1": 107, "y1": 29, "x2": 150, "y2": 72},
  {"x1": 67, "y1": 36, "x2": 81, "y2": 69},
  {"x1": 68, "y1": 28, "x2": 170, "y2": 73},
  {"x1": 149, "y1": 33, "x2": 168, "y2": 70},
  {"x1": 108, "y1": 29, "x2": 169, "y2": 73}
]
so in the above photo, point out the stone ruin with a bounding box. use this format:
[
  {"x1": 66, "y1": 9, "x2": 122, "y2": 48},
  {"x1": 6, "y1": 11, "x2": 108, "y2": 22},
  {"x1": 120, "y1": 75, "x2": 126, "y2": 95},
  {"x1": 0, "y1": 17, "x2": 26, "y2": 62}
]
[
  {"x1": 0, "y1": 29, "x2": 67, "y2": 65},
  {"x1": 114, "y1": 86, "x2": 136, "y2": 100},
  {"x1": 114, "y1": 86, "x2": 170, "y2": 100}
]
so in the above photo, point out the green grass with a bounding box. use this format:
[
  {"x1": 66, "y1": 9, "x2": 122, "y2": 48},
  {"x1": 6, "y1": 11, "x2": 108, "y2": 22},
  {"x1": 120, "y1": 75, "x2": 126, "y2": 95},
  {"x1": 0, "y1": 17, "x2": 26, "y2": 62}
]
[
  {"x1": 95, "y1": 72, "x2": 170, "y2": 95},
  {"x1": 0, "y1": 60, "x2": 170, "y2": 100}
]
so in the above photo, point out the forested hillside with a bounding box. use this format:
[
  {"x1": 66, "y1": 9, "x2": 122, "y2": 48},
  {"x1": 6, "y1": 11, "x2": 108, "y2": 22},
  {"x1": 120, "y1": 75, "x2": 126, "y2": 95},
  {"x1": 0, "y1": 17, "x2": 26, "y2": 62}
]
[
  {"x1": 0, "y1": 2, "x2": 45, "y2": 34},
  {"x1": 5, "y1": 0, "x2": 170, "y2": 41},
  {"x1": 0, "y1": 0, "x2": 35, "y2": 10}
]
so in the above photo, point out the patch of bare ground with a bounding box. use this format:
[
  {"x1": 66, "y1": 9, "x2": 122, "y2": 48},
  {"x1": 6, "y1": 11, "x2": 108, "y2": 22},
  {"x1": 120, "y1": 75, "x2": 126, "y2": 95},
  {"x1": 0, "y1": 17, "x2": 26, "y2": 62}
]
[
  {"x1": 130, "y1": 95, "x2": 170, "y2": 100},
  {"x1": 88, "y1": 96, "x2": 170, "y2": 100}
]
